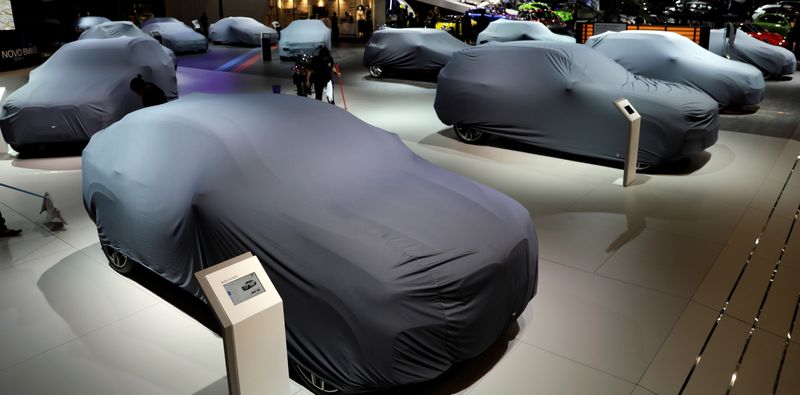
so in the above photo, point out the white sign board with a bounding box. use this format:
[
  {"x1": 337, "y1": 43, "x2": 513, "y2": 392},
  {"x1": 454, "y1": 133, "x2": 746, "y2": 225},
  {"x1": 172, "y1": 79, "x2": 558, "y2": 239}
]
[
  {"x1": 196, "y1": 252, "x2": 290, "y2": 395},
  {"x1": 613, "y1": 98, "x2": 641, "y2": 187}
]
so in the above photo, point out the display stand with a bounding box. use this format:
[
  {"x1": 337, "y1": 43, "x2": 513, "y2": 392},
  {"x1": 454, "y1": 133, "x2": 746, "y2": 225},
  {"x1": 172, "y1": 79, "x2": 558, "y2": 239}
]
[
  {"x1": 613, "y1": 98, "x2": 641, "y2": 187},
  {"x1": 261, "y1": 33, "x2": 273, "y2": 61},
  {"x1": 195, "y1": 252, "x2": 290, "y2": 395}
]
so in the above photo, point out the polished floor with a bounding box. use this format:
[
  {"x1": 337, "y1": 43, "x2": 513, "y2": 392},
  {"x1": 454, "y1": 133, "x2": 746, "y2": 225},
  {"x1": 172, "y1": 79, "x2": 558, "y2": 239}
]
[{"x1": 0, "y1": 44, "x2": 799, "y2": 394}]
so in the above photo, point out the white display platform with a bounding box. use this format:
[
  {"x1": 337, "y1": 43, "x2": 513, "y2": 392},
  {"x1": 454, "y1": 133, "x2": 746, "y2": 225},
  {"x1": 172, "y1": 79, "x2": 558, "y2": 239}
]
[{"x1": 196, "y1": 252, "x2": 291, "y2": 395}]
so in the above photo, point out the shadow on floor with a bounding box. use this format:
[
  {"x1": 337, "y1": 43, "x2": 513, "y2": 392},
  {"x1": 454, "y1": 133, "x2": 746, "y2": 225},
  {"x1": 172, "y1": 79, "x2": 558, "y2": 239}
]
[{"x1": 421, "y1": 127, "x2": 712, "y2": 176}]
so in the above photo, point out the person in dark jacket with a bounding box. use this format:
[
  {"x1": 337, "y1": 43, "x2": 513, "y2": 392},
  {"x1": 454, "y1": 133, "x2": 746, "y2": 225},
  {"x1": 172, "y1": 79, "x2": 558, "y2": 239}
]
[
  {"x1": 130, "y1": 74, "x2": 167, "y2": 107},
  {"x1": 306, "y1": 46, "x2": 340, "y2": 103}
]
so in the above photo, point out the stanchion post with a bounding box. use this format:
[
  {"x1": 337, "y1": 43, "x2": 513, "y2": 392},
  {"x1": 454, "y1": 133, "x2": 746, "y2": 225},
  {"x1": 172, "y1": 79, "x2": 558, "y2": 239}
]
[{"x1": 613, "y1": 98, "x2": 641, "y2": 187}]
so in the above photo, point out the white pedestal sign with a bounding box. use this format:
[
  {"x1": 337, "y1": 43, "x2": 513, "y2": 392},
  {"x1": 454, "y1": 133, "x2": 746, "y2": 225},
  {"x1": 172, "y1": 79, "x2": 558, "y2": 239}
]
[
  {"x1": 195, "y1": 252, "x2": 290, "y2": 395},
  {"x1": 613, "y1": 98, "x2": 641, "y2": 187}
]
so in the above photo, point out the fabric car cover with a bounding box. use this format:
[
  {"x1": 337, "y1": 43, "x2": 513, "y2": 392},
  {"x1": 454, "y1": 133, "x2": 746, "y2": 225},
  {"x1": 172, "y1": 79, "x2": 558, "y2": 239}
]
[
  {"x1": 142, "y1": 21, "x2": 208, "y2": 53},
  {"x1": 709, "y1": 28, "x2": 796, "y2": 77},
  {"x1": 278, "y1": 19, "x2": 332, "y2": 58},
  {"x1": 79, "y1": 21, "x2": 151, "y2": 40},
  {"x1": 586, "y1": 31, "x2": 765, "y2": 107},
  {"x1": 209, "y1": 16, "x2": 278, "y2": 46},
  {"x1": 83, "y1": 93, "x2": 538, "y2": 393},
  {"x1": 477, "y1": 19, "x2": 576, "y2": 44},
  {"x1": 0, "y1": 37, "x2": 177, "y2": 147},
  {"x1": 435, "y1": 41, "x2": 720, "y2": 165},
  {"x1": 363, "y1": 28, "x2": 469, "y2": 71},
  {"x1": 75, "y1": 16, "x2": 111, "y2": 32},
  {"x1": 79, "y1": 21, "x2": 177, "y2": 66}
]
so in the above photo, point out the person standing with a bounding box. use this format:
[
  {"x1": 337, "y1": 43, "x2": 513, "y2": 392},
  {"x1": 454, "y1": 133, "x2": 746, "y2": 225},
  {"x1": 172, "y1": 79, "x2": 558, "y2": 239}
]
[
  {"x1": 199, "y1": 12, "x2": 209, "y2": 37},
  {"x1": 788, "y1": 18, "x2": 800, "y2": 58},
  {"x1": 306, "y1": 46, "x2": 340, "y2": 103},
  {"x1": 130, "y1": 75, "x2": 167, "y2": 108},
  {"x1": 331, "y1": 12, "x2": 340, "y2": 45}
]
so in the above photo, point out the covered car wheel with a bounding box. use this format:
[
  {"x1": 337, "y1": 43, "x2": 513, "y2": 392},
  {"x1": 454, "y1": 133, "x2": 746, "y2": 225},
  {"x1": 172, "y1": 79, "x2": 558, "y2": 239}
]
[
  {"x1": 368, "y1": 65, "x2": 382, "y2": 78},
  {"x1": 102, "y1": 244, "x2": 134, "y2": 274},
  {"x1": 293, "y1": 362, "x2": 340, "y2": 394},
  {"x1": 454, "y1": 124, "x2": 488, "y2": 144}
]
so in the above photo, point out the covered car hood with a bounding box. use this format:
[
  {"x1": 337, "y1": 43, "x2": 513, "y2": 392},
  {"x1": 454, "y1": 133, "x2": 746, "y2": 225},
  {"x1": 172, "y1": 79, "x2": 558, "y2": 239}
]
[
  {"x1": 363, "y1": 28, "x2": 470, "y2": 70},
  {"x1": 210, "y1": 16, "x2": 278, "y2": 46},
  {"x1": 0, "y1": 37, "x2": 177, "y2": 146},
  {"x1": 477, "y1": 19, "x2": 575, "y2": 44},
  {"x1": 142, "y1": 21, "x2": 208, "y2": 53},
  {"x1": 586, "y1": 30, "x2": 766, "y2": 106},
  {"x1": 82, "y1": 92, "x2": 537, "y2": 393},
  {"x1": 278, "y1": 19, "x2": 331, "y2": 57},
  {"x1": 709, "y1": 28, "x2": 796, "y2": 77},
  {"x1": 435, "y1": 41, "x2": 719, "y2": 165}
]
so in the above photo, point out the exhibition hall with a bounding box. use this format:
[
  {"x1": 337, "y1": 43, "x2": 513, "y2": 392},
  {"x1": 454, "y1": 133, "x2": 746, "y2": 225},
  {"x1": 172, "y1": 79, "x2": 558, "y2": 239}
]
[{"x1": 1, "y1": 0, "x2": 799, "y2": 393}]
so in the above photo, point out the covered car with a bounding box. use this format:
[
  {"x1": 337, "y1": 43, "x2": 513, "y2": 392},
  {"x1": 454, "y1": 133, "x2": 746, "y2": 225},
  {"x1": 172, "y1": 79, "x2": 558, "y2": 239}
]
[
  {"x1": 586, "y1": 30, "x2": 765, "y2": 107},
  {"x1": 435, "y1": 41, "x2": 720, "y2": 166},
  {"x1": 0, "y1": 36, "x2": 177, "y2": 151},
  {"x1": 82, "y1": 92, "x2": 538, "y2": 394},
  {"x1": 709, "y1": 28, "x2": 795, "y2": 77},
  {"x1": 209, "y1": 16, "x2": 278, "y2": 46},
  {"x1": 278, "y1": 19, "x2": 331, "y2": 59},
  {"x1": 363, "y1": 28, "x2": 469, "y2": 78},
  {"x1": 79, "y1": 21, "x2": 176, "y2": 66},
  {"x1": 141, "y1": 17, "x2": 208, "y2": 53},
  {"x1": 74, "y1": 16, "x2": 111, "y2": 33},
  {"x1": 476, "y1": 19, "x2": 575, "y2": 44}
]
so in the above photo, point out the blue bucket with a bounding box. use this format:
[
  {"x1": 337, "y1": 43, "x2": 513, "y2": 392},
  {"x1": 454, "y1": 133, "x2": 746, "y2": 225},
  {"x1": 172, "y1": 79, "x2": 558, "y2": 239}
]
[{"x1": 272, "y1": 84, "x2": 281, "y2": 94}]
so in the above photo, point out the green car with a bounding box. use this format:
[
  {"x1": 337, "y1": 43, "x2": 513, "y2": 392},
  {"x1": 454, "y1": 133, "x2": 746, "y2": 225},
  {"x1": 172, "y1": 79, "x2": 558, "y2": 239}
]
[
  {"x1": 552, "y1": 9, "x2": 573, "y2": 22},
  {"x1": 754, "y1": 13, "x2": 792, "y2": 36}
]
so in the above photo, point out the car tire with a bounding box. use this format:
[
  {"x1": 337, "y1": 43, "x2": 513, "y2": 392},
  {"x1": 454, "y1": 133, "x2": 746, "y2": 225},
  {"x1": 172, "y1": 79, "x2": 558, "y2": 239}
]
[
  {"x1": 102, "y1": 244, "x2": 135, "y2": 274},
  {"x1": 368, "y1": 65, "x2": 382, "y2": 78},
  {"x1": 292, "y1": 362, "x2": 340, "y2": 394},
  {"x1": 454, "y1": 124, "x2": 488, "y2": 144}
]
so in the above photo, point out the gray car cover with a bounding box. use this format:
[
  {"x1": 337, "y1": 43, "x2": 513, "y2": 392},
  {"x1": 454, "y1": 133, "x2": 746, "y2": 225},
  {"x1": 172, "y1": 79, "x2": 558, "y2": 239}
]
[
  {"x1": 82, "y1": 93, "x2": 538, "y2": 393},
  {"x1": 709, "y1": 28, "x2": 796, "y2": 77},
  {"x1": 477, "y1": 19, "x2": 576, "y2": 44},
  {"x1": 0, "y1": 37, "x2": 177, "y2": 147},
  {"x1": 586, "y1": 30, "x2": 765, "y2": 107},
  {"x1": 79, "y1": 21, "x2": 177, "y2": 66},
  {"x1": 278, "y1": 19, "x2": 332, "y2": 58},
  {"x1": 74, "y1": 16, "x2": 111, "y2": 33},
  {"x1": 141, "y1": 20, "x2": 208, "y2": 53},
  {"x1": 363, "y1": 28, "x2": 469, "y2": 71},
  {"x1": 435, "y1": 41, "x2": 719, "y2": 165},
  {"x1": 209, "y1": 16, "x2": 278, "y2": 46}
]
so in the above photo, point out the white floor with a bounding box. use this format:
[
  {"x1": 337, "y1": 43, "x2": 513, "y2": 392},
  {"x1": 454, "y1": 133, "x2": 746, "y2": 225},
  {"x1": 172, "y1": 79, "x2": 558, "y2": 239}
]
[{"x1": 0, "y1": 46, "x2": 799, "y2": 394}]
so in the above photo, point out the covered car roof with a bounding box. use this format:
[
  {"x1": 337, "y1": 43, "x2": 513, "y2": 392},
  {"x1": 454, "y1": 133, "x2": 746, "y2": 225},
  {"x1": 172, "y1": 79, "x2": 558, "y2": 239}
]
[
  {"x1": 585, "y1": 30, "x2": 765, "y2": 107},
  {"x1": 79, "y1": 21, "x2": 176, "y2": 66},
  {"x1": 142, "y1": 20, "x2": 208, "y2": 53},
  {"x1": 278, "y1": 19, "x2": 331, "y2": 58},
  {"x1": 82, "y1": 92, "x2": 537, "y2": 393},
  {"x1": 709, "y1": 28, "x2": 796, "y2": 77},
  {"x1": 209, "y1": 16, "x2": 278, "y2": 46},
  {"x1": 363, "y1": 28, "x2": 469, "y2": 71},
  {"x1": 0, "y1": 36, "x2": 177, "y2": 147},
  {"x1": 435, "y1": 41, "x2": 720, "y2": 165},
  {"x1": 477, "y1": 19, "x2": 576, "y2": 44},
  {"x1": 74, "y1": 16, "x2": 111, "y2": 32}
]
